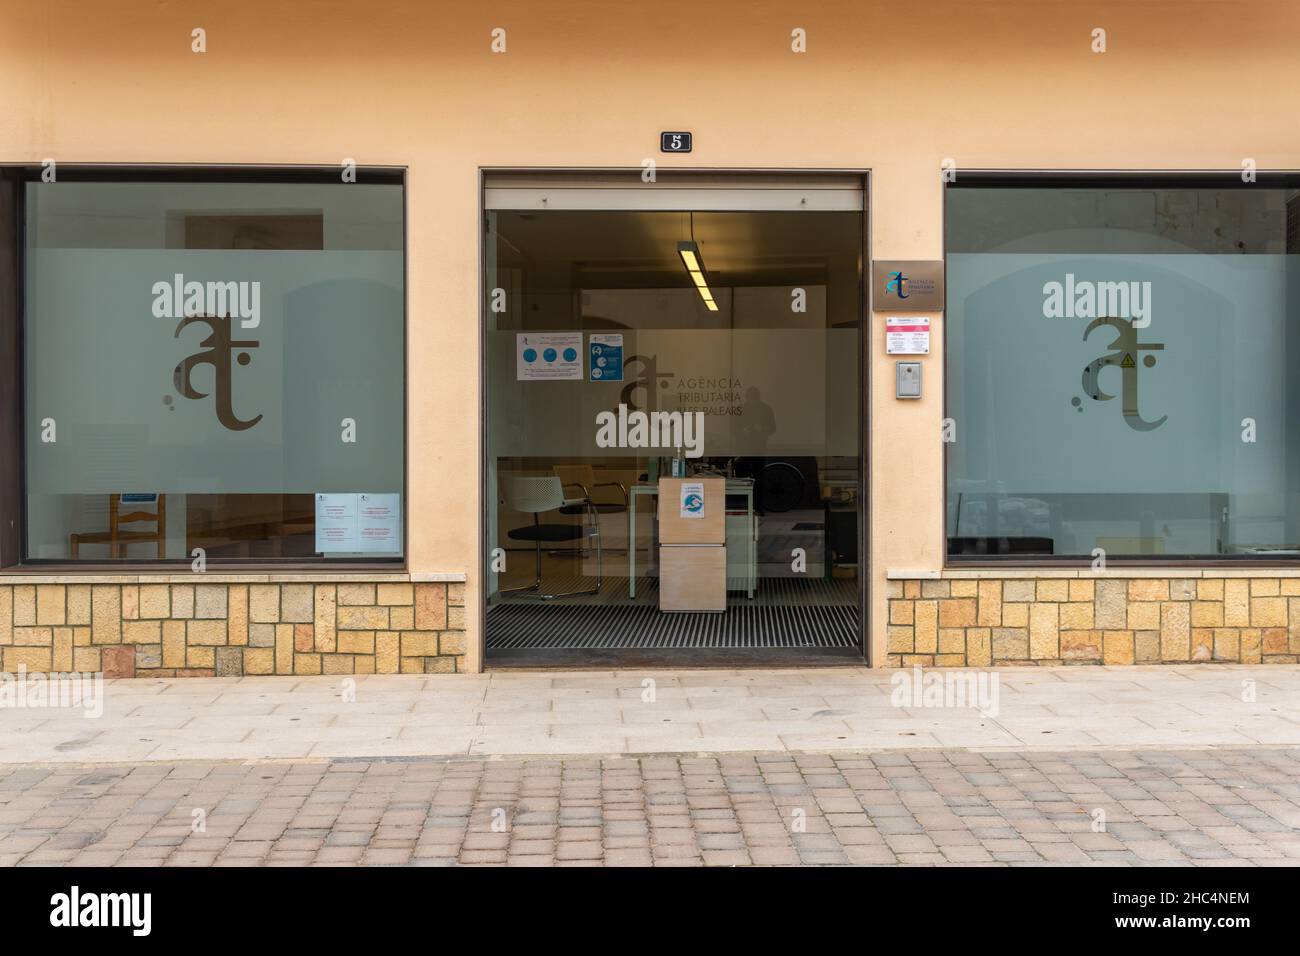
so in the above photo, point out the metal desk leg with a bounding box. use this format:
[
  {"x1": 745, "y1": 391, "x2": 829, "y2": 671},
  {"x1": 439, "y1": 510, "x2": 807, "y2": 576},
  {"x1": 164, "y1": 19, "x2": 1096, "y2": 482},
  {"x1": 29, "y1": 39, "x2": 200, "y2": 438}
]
[{"x1": 628, "y1": 493, "x2": 636, "y2": 599}]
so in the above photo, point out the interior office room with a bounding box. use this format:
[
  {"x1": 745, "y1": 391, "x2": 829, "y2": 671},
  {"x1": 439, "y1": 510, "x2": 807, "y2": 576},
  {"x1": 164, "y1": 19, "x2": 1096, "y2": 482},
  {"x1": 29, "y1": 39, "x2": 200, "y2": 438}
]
[{"x1": 481, "y1": 174, "x2": 865, "y2": 659}]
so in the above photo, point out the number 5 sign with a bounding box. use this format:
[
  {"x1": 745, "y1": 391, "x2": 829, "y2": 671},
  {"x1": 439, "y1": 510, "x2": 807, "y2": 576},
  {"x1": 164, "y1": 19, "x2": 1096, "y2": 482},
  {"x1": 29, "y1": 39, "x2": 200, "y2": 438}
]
[{"x1": 660, "y1": 131, "x2": 693, "y2": 153}]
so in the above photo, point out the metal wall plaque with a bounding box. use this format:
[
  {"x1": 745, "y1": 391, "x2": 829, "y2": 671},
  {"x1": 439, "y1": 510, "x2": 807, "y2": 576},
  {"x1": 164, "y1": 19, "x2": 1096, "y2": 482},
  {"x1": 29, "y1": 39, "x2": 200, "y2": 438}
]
[
  {"x1": 660, "y1": 131, "x2": 692, "y2": 153},
  {"x1": 873, "y1": 260, "x2": 944, "y2": 312}
]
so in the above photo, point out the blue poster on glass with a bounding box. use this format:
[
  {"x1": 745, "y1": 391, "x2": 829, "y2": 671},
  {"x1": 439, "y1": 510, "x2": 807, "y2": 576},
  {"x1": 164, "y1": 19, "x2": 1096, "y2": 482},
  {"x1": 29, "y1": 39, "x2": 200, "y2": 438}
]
[{"x1": 588, "y1": 333, "x2": 623, "y2": 382}]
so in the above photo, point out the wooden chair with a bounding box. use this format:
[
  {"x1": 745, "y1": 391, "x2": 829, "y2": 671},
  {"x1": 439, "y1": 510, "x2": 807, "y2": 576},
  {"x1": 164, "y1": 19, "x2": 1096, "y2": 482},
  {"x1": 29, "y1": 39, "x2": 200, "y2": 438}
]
[{"x1": 70, "y1": 494, "x2": 167, "y2": 559}]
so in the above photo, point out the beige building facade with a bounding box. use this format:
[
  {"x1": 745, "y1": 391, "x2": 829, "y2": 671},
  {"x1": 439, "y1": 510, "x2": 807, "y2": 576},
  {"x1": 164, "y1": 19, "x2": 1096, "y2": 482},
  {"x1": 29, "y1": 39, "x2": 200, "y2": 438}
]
[{"x1": 2, "y1": 0, "x2": 1300, "y2": 676}]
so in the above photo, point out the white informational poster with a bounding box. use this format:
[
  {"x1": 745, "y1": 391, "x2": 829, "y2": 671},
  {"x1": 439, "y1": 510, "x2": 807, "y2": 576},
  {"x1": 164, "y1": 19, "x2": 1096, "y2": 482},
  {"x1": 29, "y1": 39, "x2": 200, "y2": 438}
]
[
  {"x1": 517, "y1": 332, "x2": 583, "y2": 380},
  {"x1": 356, "y1": 493, "x2": 401, "y2": 553},
  {"x1": 315, "y1": 493, "x2": 359, "y2": 552},
  {"x1": 315, "y1": 493, "x2": 401, "y2": 554},
  {"x1": 679, "y1": 482, "x2": 705, "y2": 519},
  {"x1": 886, "y1": 316, "x2": 931, "y2": 355}
]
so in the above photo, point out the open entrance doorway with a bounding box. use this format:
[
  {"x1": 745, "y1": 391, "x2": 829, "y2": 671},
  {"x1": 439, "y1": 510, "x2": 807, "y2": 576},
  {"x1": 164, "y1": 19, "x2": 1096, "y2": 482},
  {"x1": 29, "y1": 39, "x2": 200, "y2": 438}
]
[{"x1": 482, "y1": 172, "x2": 866, "y2": 664}]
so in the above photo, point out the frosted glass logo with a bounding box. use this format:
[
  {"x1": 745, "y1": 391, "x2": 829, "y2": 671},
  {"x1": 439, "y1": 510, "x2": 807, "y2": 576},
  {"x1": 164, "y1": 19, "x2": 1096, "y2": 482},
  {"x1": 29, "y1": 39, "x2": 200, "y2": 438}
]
[
  {"x1": 1042, "y1": 273, "x2": 1151, "y2": 328},
  {"x1": 595, "y1": 403, "x2": 704, "y2": 457}
]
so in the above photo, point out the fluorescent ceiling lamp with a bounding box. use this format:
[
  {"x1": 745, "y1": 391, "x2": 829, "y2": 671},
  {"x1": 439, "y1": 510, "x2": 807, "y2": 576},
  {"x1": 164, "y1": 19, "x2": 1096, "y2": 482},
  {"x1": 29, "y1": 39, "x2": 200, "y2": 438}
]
[{"x1": 677, "y1": 241, "x2": 719, "y2": 312}]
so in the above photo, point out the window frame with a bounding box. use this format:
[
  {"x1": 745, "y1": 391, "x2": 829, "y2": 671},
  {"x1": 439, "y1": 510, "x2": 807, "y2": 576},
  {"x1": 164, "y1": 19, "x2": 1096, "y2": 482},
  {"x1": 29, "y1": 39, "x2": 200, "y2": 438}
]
[
  {"x1": 2, "y1": 162, "x2": 409, "y2": 570},
  {"x1": 943, "y1": 169, "x2": 1300, "y2": 568}
]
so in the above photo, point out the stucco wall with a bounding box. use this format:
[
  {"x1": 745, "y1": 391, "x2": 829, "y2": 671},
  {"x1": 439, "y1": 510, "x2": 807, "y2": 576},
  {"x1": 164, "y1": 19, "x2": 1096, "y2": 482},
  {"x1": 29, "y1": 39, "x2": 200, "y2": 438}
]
[{"x1": 2, "y1": 0, "x2": 1298, "y2": 669}]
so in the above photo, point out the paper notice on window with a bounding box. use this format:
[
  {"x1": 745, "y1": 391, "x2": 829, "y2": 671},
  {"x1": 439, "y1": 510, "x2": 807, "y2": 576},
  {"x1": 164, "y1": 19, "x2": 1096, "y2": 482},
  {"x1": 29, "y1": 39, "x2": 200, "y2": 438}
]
[
  {"x1": 315, "y1": 493, "x2": 401, "y2": 554},
  {"x1": 679, "y1": 482, "x2": 705, "y2": 519},
  {"x1": 517, "y1": 332, "x2": 583, "y2": 380},
  {"x1": 315, "y1": 493, "x2": 359, "y2": 552},
  {"x1": 356, "y1": 493, "x2": 401, "y2": 553},
  {"x1": 885, "y1": 316, "x2": 931, "y2": 354}
]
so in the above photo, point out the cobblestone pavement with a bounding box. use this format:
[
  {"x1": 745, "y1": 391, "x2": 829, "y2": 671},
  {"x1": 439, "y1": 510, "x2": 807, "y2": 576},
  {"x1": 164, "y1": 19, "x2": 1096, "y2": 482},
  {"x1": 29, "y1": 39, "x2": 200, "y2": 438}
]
[{"x1": 1, "y1": 748, "x2": 1298, "y2": 866}]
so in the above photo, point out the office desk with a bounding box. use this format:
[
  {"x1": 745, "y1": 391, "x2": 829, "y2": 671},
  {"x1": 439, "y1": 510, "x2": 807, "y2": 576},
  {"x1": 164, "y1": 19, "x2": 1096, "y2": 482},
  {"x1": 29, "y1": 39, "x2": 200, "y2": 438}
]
[{"x1": 628, "y1": 480, "x2": 755, "y2": 599}]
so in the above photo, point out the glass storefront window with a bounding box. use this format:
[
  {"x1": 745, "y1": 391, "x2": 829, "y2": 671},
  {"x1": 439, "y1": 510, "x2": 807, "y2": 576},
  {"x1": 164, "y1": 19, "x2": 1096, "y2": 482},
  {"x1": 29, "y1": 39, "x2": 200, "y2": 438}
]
[
  {"x1": 946, "y1": 179, "x2": 1300, "y2": 559},
  {"x1": 22, "y1": 172, "x2": 405, "y2": 561}
]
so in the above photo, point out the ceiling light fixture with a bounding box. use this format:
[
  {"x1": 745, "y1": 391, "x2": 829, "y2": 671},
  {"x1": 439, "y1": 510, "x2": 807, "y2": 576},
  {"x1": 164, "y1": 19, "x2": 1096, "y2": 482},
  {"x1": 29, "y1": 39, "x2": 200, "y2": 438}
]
[{"x1": 677, "y1": 240, "x2": 718, "y2": 312}]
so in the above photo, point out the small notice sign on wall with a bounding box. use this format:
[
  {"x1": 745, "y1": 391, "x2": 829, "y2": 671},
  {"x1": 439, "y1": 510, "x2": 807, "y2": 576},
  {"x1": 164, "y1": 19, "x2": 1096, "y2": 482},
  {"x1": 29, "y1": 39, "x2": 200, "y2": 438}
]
[
  {"x1": 885, "y1": 316, "x2": 930, "y2": 354},
  {"x1": 660, "y1": 131, "x2": 692, "y2": 153}
]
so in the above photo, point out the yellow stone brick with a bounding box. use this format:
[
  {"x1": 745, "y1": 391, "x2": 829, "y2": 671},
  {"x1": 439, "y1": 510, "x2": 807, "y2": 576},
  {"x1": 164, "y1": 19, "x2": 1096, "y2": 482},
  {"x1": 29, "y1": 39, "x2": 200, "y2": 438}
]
[
  {"x1": 338, "y1": 605, "x2": 389, "y2": 630},
  {"x1": 35, "y1": 585, "x2": 66, "y2": 625},
  {"x1": 13, "y1": 586, "x2": 35, "y2": 626},
  {"x1": 1001, "y1": 602, "x2": 1028, "y2": 627},
  {"x1": 121, "y1": 585, "x2": 139, "y2": 620},
  {"x1": 375, "y1": 633, "x2": 399, "y2": 674},
  {"x1": 122, "y1": 620, "x2": 160, "y2": 645},
  {"x1": 1250, "y1": 578, "x2": 1280, "y2": 596},
  {"x1": 1102, "y1": 630, "x2": 1134, "y2": 665},
  {"x1": 938, "y1": 628, "x2": 965, "y2": 654},
  {"x1": 91, "y1": 586, "x2": 121, "y2": 644},
  {"x1": 162, "y1": 620, "x2": 186, "y2": 669},
  {"x1": 1128, "y1": 579, "x2": 1169, "y2": 602},
  {"x1": 5, "y1": 646, "x2": 51, "y2": 670},
  {"x1": 1128, "y1": 601, "x2": 1161, "y2": 631},
  {"x1": 1281, "y1": 579, "x2": 1300, "y2": 596},
  {"x1": 439, "y1": 632, "x2": 467, "y2": 656},
  {"x1": 323, "y1": 654, "x2": 355, "y2": 675},
  {"x1": 1029, "y1": 603, "x2": 1059, "y2": 659},
  {"x1": 376, "y1": 583, "x2": 414, "y2": 605},
  {"x1": 66, "y1": 585, "x2": 90, "y2": 626},
  {"x1": 401, "y1": 631, "x2": 439, "y2": 657},
  {"x1": 73, "y1": 647, "x2": 100, "y2": 672},
  {"x1": 1036, "y1": 580, "x2": 1069, "y2": 602},
  {"x1": 913, "y1": 600, "x2": 938, "y2": 654},
  {"x1": 52, "y1": 628, "x2": 73, "y2": 671},
  {"x1": 1068, "y1": 579, "x2": 1094, "y2": 602},
  {"x1": 171, "y1": 585, "x2": 194, "y2": 619},
  {"x1": 1160, "y1": 602, "x2": 1190, "y2": 661},
  {"x1": 244, "y1": 647, "x2": 275, "y2": 675},
  {"x1": 227, "y1": 585, "x2": 248, "y2": 646},
  {"x1": 1191, "y1": 628, "x2": 1213, "y2": 662},
  {"x1": 399, "y1": 657, "x2": 425, "y2": 674},
  {"x1": 1198, "y1": 579, "x2": 1225, "y2": 601},
  {"x1": 14, "y1": 627, "x2": 53, "y2": 646},
  {"x1": 934, "y1": 654, "x2": 965, "y2": 667},
  {"x1": 887, "y1": 627, "x2": 914, "y2": 653},
  {"x1": 1060, "y1": 601, "x2": 1094, "y2": 630},
  {"x1": 1240, "y1": 628, "x2": 1262, "y2": 663},
  {"x1": 1251, "y1": 597, "x2": 1286, "y2": 627},
  {"x1": 1190, "y1": 601, "x2": 1223, "y2": 628},
  {"x1": 889, "y1": 600, "x2": 914, "y2": 625},
  {"x1": 294, "y1": 624, "x2": 314, "y2": 652},
  {"x1": 337, "y1": 584, "x2": 375, "y2": 606},
  {"x1": 938, "y1": 598, "x2": 977, "y2": 628},
  {"x1": 389, "y1": 606, "x2": 415, "y2": 630},
  {"x1": 73, "y1": 627, "x2": 90, "y2": 646},
  {"x1": 187, "y1": 645, "x2": 215, "y2": 668},
  {"x1": 448, "y1": 581, "x2": 466, "y2": 606},
  {"x1": 314, "y1": 585, "x2": 337, "y2": 653},
  {"x1": 1262, "y1": 628, "x2": 1288, "y2": 655},
  {"x1": 903, "y1": 581, "x2": 921, "y2": 599},
  {"x1": 249, "y1": 585, "x2": 280, "y2": 623},
  {"x1": 966, "y1": 628, "x2": 992, "y2": 667},
  {"x1": 274, "y1": 624, "x2": 294, "y2": 674},
  {"x1": 448, "y1": 605, "x2": 466, "y2": 629},
  {"x1": 0, "y1": 588, "x2": 11, "y2": 646},
  {"x1": 294, "y1": 653, "x2": 322, "y2": 675},
  {"x1": 950, "y1": 580, "x2": 978, "y2": 597},
  {"x1": 900, "y1": 655, "x2": 934, "y2": 668},
  {"x1": 415, "y1": 584, "x2": 447, "y2": 630},
  {"x1": 186, "y1": 619, "x2": 227, "y2": 645},
  {"x1": 976, "y1": 580, "x2": 1001, "y2": 626},
  {"x1": 1212, "y1": 628, "x2": 1240, "y2": 661},
  {"x1": 337, "y1": 631, "x2": 375, "y2": 655},
  {"x1": 138, "y1": 585, "x2": 170, "y2": 619},
  {"x1": 353, "y1": 656, "x2": 376, "y2": 675},
  {"x1": 1223, "y1": 579, "x2": 1250, "y2": 626}
]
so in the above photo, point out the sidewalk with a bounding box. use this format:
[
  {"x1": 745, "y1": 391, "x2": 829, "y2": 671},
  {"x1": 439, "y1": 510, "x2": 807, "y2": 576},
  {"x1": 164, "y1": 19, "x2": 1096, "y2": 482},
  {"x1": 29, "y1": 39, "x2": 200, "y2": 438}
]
[{"x1": 1, "y1": 665, "x2": 1297, "y2": 765}]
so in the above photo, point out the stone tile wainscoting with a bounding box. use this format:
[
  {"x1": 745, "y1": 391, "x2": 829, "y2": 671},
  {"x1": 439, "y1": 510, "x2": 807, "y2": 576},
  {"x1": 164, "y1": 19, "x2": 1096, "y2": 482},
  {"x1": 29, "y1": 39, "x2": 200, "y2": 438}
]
[
  {"x1": 887, "y1": 572, "x2": 1300, "y2": 667},
  {"x1": 0, "y1": 575, "x2": 467, "y2": 677}
]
